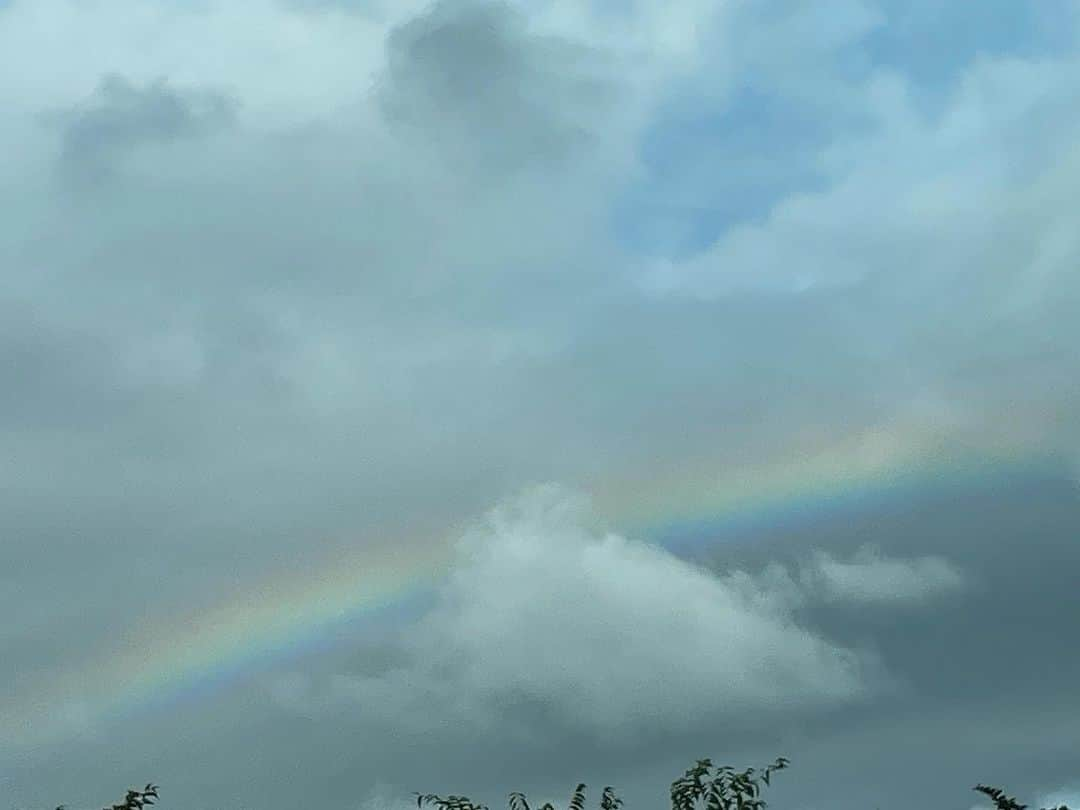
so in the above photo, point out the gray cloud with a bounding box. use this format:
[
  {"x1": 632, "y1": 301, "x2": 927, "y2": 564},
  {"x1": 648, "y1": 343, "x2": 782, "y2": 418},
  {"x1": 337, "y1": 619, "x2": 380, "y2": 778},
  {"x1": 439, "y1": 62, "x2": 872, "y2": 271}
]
[
  {"x1": 1, "y1": 1, "x2": 1078, "y2": 809},
  {"x1": 4, "y1": 477, "x2": 1079, "y2": 810},
  {"x1": 48, "y1": 74, "x2": 237, "y2": 187},
  {"x1": 799, "y1": 545, "x2": 965, "y2": 605},
  {"x1": 266, "y1": 486, "x2": 903, "y2": 742},
  {"x1": 378, "y1": 0, "x2": 617, "y2": 176}
]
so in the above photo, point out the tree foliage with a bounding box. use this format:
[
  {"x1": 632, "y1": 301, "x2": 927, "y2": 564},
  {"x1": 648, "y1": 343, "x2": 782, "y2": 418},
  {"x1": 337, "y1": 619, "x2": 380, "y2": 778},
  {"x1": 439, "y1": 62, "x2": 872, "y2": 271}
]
[{"x1": 40, "y1": 756, "x2": 1074, "y2": 810}]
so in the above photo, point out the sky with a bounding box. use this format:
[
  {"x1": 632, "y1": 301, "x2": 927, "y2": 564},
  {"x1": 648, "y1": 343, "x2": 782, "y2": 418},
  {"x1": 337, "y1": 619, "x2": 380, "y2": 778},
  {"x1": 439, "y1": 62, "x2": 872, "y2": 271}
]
[{"x1": 1, "y1": 1, "x2": 1079, "y2": 809}]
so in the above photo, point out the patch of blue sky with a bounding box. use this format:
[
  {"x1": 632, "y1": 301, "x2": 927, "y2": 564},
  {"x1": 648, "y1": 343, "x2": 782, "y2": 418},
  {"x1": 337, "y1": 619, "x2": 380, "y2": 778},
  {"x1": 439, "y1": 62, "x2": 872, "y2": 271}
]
[
  {"x1": 611, "y1": 83, "x2": 836, "y2": 260},
  {"x1": 867, "y1": 0, "x2": 1077, "y2": 83},
  {"x1": 612, "y1": 0, "x2": 1077, "y2": 262},
  {"x1": 864, "y1": 0, "x2": 1078, "y2": 116}
]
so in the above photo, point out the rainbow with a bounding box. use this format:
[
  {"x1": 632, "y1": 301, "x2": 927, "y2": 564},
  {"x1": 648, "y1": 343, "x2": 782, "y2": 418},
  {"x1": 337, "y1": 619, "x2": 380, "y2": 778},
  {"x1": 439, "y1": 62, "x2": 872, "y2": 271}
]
[{"x1": 2, "y1": 419, "x2": 1063, "y2": 751}]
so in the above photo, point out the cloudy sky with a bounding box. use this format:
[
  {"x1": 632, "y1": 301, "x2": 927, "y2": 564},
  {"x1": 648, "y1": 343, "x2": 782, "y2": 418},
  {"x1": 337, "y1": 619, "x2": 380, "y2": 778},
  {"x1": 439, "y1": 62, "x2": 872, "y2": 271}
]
[{"x1": 1, "y1": 1, "x2": 1079, "y2": 809}]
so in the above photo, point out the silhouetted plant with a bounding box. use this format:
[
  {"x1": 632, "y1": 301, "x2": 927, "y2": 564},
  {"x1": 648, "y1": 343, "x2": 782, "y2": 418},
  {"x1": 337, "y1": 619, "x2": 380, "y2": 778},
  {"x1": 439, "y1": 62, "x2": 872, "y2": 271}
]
[
  {"x1": 415, "y1": 793, "x2": 490, "y2": 810},
  {"x1": 670, "y1": 756, "x2": 788, "y2": 810},
  {"x1": 598, "y1": 786, "x2": 623, "y2": 810},
  {"x1": 40, "y1": 783, "x2": 159, "y2": 810},
  {"x1": 49, "y1": 755, "x2": 1077, "y2": 810},
  {"x1": 103, "y1": 784, "x2": 158, "y2": 810},
  {"x1": 974, "y1": 783, "x2": 1071, "y2": 810},
  {"x1": 500, "y1": 783, "x2": 620, "y2": 810},
  {"x1": 416, "y1": 756, "x2": 788, "y2": 810},
  {"x1": 414, "y1": 756, "x2": 1073, "y2": 810}
]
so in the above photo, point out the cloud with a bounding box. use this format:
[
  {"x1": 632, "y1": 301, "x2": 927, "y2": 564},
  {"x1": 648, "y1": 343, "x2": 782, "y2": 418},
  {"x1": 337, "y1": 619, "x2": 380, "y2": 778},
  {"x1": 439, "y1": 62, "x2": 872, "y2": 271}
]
[
  {"x1": 357, "y1": 782, "x2": 423, "y2": 810},
  {"x1": 48, "y1": 74, "x2": 237, "y2": 186},
  {"x1": 1037, "y1": 786, "x2": 1080, "y2": 809},
  {"x1": 970, "y1": 784, "x2": 1080, "y2": 810},
  {"x1": 629, "y1": 27, "x2": 1080, "y2": 467},
  {"x1": 378, "y1": 0, "x2": 617, "y2": 176},
  {"x1": 800, "y1": 545, "x2": 965, "y2": 605},
  {"x1": 0, "y1": 0, "x2": 653, "y2": 626},
  {"x1": 1, "y1": 1, "x2": 1078, "y2": 808},
  {"x1": 270, "y1": 486, "x2": 903, "y2": 743},
  {"x1": 644, "y1": 46, "x2": 1080, "y2": 298}
]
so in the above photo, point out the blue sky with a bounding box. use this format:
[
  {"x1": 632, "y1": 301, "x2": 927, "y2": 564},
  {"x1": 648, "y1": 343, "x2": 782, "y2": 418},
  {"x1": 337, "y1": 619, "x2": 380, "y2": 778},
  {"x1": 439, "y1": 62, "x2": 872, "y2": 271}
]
[{"x1": 620, "y1": 0, "x2": 1079, "y2": 258}]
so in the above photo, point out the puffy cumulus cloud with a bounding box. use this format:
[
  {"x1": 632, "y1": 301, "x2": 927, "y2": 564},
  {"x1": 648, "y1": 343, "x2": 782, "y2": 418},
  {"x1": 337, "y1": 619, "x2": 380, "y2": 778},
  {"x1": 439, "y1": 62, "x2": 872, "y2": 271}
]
[{"x1": 269, "y1": 486, "x2": 909, "y2": 744}]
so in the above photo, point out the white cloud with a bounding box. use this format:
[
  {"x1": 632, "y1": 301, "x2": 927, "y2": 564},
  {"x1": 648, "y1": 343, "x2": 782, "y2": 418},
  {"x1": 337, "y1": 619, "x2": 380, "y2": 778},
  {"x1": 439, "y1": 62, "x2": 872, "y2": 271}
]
[
  {"x1": 357, "y1": 781, "x2": 423, "y2": 810},
  {"x1": 970, "y1": 784, "x2": 1080, "y2": 810},
  {"x1": 648, "y1": 47, "x2": 1080, "y2": 298},
  {"x1": 270, "y1": 486, "x2": 897, "y2": 741},
  {"x1": 800, "y1": 545, "x2": 965, "y2": 605},
  {"x1": 1037, "y1": 785, "x2": 1080, "y2": 809}
]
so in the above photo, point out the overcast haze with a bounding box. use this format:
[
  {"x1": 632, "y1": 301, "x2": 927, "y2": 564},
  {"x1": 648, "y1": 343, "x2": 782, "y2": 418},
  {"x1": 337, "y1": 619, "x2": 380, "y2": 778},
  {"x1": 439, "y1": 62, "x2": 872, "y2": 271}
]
[{"x1": 1, "y1": 2, "x2": 1079, "y2": 810}]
